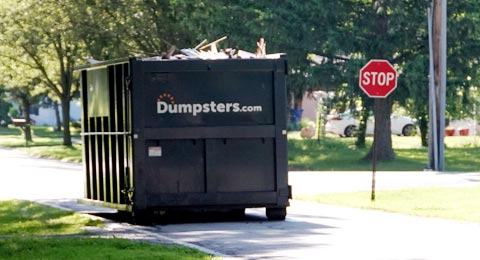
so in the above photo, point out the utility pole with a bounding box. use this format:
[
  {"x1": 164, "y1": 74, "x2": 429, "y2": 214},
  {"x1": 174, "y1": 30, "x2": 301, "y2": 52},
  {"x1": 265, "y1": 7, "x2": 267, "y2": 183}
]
[{"x1": 428, "y1": 0, "x2": 447, "y2": 171}]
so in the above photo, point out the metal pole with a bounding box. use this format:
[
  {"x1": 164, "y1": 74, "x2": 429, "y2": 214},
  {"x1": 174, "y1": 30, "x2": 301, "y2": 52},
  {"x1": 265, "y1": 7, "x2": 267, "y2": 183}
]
[
  {"x1": 371, "y1": 133, "x2": 376, "y2": 201},
  {"x1": 371, "y1": 101, "x2": 378, "y2": 202},
  {"x1": 438, "y1": 0, "x2": 447, "y2": 171},
  {"x1": 427, "y1": 7, "x2": 438, "y2": 170}
]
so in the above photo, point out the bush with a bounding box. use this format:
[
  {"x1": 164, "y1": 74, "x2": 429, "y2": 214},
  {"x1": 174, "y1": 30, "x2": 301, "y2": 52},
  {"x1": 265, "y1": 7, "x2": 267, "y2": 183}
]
[
  {"x1": 288, "y1": 118, "x2": 315, "y2": 131},
  {"x1": 8, "y1": 107, "x2": 20, "y2": 118},
  {"x1": 0, "y1": 100, "x2": 13, "y2": 127},
  {"x1": 299, "y1": 119, "x2": 314, "y2": 129},
  {"x1": 70, "y1": 120, "x2": 81, "y2": 129}
]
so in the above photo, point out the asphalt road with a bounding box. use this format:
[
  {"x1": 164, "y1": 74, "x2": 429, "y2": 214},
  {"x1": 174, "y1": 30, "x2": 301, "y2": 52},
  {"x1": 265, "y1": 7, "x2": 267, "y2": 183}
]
[{"x1": 2, "y1": 147, "x2": 480, "y2": 260}]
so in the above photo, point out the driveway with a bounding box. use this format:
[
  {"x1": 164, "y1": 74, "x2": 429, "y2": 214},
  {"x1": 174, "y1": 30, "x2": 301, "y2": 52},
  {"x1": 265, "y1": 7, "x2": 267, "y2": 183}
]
[{"x1": 2, "y1": 147, "x2": 480, "y2": 260}]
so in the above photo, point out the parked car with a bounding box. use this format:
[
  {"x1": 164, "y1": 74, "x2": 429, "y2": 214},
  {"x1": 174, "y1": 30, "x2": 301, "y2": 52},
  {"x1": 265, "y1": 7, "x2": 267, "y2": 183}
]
[{"x1": 326, "y1": 113, "x2": 416, "y2": 137}]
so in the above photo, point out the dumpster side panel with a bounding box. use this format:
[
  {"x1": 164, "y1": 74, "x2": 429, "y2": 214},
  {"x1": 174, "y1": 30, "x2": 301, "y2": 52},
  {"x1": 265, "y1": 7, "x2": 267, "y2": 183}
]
[
  {"x1": 206, "y1": 138, "x2": 275, "y2": 192},
  {"x1": 80, "y1": 62, "x2": 132, "y2": 208},
  {"x1": 130, "y1": 59, "x2": 289, "y2": 210},
  {"x1": 274, "y1": 65, "x2": 290, "y2": 207},
  {"x1": 144, "y1": 71, "x2": 274, "y2": 127},
  {"x1": 144, "y1": 139, "x2": 205, "y2": 194}
]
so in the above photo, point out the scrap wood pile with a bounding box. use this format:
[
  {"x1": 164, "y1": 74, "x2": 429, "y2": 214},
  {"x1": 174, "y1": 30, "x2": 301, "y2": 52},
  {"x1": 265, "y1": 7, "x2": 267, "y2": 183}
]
[{"x1": 154, "y1": 36, "x2": 285, "y2": 60}]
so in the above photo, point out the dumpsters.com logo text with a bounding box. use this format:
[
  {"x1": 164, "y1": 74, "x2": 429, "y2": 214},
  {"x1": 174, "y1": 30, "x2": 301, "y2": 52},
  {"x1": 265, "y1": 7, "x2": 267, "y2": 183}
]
[{"x1": 157, "y1": 93, "x2": 262, "y2": 116}]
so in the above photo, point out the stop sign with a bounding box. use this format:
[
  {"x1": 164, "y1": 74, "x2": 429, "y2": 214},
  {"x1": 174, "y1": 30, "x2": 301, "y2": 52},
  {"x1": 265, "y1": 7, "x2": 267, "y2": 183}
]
[{"x1": 359, "y1": 59, "x2": 398, "y2": 98}]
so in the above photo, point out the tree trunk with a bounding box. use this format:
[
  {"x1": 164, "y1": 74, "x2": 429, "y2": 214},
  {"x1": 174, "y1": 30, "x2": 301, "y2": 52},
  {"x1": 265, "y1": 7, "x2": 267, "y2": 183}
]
[
  {"x1": 364, "y1": 98, "x2": 395, "y2": 161},
  {"x1": 356, "y1": 98, "x2": 373, "y2": 148},
  {"x1": 361, "y1": 0, "x2": 395, "y2": 161},
  {"x1": 21, "y1": 99, "x2": 33, "y2": 142},
  {"x1": 419, "y1": 116, "x2": 428, "y2": 147},
  {"x1": 53, "y1": 101, "x2": 62, "y2": 132},
  {"x1": 60, "y1": 97, "x2": 72, "y2": 146}
]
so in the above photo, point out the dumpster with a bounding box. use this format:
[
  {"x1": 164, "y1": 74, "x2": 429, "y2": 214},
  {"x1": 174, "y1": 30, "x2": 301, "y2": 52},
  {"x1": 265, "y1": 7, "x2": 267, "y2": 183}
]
[{"x1": 77, "y1": 57, "x2": 291, "y2": 221}]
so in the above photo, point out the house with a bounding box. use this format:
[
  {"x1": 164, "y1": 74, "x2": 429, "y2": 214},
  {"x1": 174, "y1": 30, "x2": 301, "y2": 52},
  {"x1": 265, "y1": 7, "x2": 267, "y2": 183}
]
[{"x1": 13, "y1": 99, "x2": 82, "y2": 126}]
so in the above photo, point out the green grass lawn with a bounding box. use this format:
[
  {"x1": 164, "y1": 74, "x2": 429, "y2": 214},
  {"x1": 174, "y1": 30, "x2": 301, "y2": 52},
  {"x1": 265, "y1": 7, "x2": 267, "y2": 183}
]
[
  {"x1": 295, "y1": 185, "x2": 480, "y2": 223},
  {"x1": 0, "y1": 200, "x2": 102, "y2": 236},
  {"x1": 18, "y1": 144, "x2": 82, "y2": 162},
  {"x1": 0, "y1": 238, "x2": 214, "y2": 260},
  {"x1": 0, "y1": 200, "x2": 214, "y2": 260},
  {"x1": 288, "y1": 133, "x2": 480, "y2": 172},
  {"x1": 0, "y1": 126, "x2": 82, "y2": 162},
  {"x1": 1, "y1": 126, "x2": 479, "y2": 171}
]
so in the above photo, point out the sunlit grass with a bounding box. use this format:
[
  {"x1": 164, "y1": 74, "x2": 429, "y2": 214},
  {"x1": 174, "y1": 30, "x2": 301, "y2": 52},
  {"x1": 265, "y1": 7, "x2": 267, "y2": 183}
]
[
  {"x1": 0, "y1": 238, "x2": 215, "y2": 260},
  {"x1": 296, "y1": 186, "x2": 480, "y2": 222},
  {"x1": 18, "y1": 144, "x2": 82, "y2": 162},
  {"x1": 0, "y1": 200, "x2": 101, "y2": 236},
  {"x1": 1, "y1": 126, "x2": 479, "y2": 171},
  {"x1": 0, "y1": 126, "x2": 82, "y2": 162},
  {"x1": 0, "y1": 200, "x2": 215, "y2": 260},
  {"x1": 288, "y1": 132, "x2": 480, "y2": 172}
]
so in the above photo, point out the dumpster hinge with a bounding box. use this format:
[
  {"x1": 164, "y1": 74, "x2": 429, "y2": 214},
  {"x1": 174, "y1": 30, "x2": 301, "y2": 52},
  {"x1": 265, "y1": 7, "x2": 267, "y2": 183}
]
[
  {"x1": 125, "y1": 76, "x2": 132, "y2": 90},
  {"x1": 121, "y1": 187, "x2": 135, "y2": 206},
  {"x1": 121, "y1": 166, "x2": 134, "y2": 206},
  {"x1": 279, "y1": 186, "x2": 292, "y2": 199}
]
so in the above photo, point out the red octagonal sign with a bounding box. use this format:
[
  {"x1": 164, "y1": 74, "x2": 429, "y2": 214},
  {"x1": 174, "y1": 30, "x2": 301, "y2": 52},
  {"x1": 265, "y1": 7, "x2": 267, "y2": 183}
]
[{"x1": 359, "y1": 59, "x2": 398, "y2": 98}]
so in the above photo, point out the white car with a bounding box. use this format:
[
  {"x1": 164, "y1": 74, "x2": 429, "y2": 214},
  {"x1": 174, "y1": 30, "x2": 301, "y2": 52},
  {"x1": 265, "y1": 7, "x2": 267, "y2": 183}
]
[{"x1": 326, "y1": 113, "x2": 416, "y2": 137}]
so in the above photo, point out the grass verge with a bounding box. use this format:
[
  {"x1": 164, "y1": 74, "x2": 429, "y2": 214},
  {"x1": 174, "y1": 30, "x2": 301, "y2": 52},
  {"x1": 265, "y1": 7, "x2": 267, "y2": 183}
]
[
  {"x1": 295, "y1": 186, "x2": 480, "y2": 222},
  {"x1": 1, "y1": 126, "x2": 479, "y2": 171},
  {"x1": 0, "y1": 200, "x2": 215, "y2": 260},
  {"x1": 0, "y1": 126, "x2": 82, "y2": 162},
  {"x1": 0, "y1": 238, "x2": 214, "y2": 260},
  {"x1": 18, "y1": 144, "x2": 82, "y2": 162},
  {"x1": 288, "y1": 134, "x2": 480, "y2": 172},
  {"x1": 0, "y1": 200, "x2": 102, "y2": 236}
]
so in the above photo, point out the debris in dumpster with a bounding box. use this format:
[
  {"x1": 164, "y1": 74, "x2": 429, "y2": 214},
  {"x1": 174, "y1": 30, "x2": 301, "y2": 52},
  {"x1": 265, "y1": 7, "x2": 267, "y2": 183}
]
[
  {"x1": 198, "y1": 35, "x2": 228, "y2": 53},
  {"x1": 256, "y1": 37, "x2": 266, "y2": 57},
  {"x1": 154, "y1": 36, "x2": 285, "y2": 60}
]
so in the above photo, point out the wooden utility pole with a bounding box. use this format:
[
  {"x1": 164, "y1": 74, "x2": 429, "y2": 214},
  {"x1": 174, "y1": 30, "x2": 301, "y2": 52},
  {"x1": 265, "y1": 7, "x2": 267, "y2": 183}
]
[{"x1": 428, "y1": 0, "x2": 447, "y2": 171}]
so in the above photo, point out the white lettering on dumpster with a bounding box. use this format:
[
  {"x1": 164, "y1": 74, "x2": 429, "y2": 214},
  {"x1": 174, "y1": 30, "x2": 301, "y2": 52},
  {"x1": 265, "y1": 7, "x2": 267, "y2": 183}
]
[
  {"x1": 157, "y1": 93, "x2": 262, "y2": 116},
  {"x1": 157, "y1": 101, "x2": 262, "y2": 116}
]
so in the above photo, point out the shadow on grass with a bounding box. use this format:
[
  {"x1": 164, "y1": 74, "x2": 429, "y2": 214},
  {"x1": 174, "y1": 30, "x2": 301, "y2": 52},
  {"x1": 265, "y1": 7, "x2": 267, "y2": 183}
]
[
  {"x1": 0, "y1": 200, "x2": 101, "y2": 236},
  {"x1": 445, "y1": 147, "x2": 480, "y2": 172},
  {"x1": 288, "y1": 138, "x2": 370, "y2": 171},
  {"x1": 289, "y1": 136, "x2": 480, "y2": 172}
]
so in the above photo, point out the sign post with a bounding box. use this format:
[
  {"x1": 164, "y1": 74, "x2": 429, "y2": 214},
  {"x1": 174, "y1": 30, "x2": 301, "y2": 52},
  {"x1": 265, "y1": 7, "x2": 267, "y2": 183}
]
[{"x1": 359, "y1": 59, "x2": 398, "y2": 201}]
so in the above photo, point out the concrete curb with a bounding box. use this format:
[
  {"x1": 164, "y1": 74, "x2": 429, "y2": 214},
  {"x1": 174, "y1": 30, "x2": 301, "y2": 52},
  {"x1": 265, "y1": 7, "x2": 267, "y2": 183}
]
[{"x1": 34, "y1": 199, "x2": 234, "y2": 259}]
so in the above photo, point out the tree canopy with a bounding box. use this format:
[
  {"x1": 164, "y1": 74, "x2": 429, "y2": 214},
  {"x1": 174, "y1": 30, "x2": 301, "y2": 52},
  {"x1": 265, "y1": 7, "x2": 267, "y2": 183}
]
[{"x1": 0, "y1": 0, "x2": 478, "y2": 154}]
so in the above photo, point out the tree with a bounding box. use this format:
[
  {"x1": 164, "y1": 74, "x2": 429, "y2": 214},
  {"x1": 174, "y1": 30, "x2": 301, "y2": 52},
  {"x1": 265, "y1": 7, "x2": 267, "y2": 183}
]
[
  {"x1": 73, "y1": 0, "x2": 199, "y2": 59},
  {"x1": 0, "y1": 48, "x2": 46, "y2": 142},
  {"x1": 400, "y1": 55, "x2": 430, "y2": 147},
  {"x1": 397, "y1": 1, "x2": 480, "y2": 147},
  {"x1": 7, "y1": 80, "x2": 45, "y2": 142},
  {"x1": 0, "y1": 0, "x2": 86, "y2": 146},
  {"x1": 444, "y1": 1, "x2": 480, "y2": 121},
  {"x1": 0, "y1": 86, "x2": 13, "y2": 127},
  {"x1": 321, "y1": 0, "x2": 432, "y2": 159}
]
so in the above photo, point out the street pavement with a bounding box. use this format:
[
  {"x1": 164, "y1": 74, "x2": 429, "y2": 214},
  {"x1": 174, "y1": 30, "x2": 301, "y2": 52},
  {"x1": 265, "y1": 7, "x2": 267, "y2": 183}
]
[{"x1": 2, "y1": 147, "x2": 480, "y2": 260}]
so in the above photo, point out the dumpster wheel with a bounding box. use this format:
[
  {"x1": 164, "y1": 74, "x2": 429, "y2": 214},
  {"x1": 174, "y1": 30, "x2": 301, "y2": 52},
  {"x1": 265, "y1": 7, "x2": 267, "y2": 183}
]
[
  {"x1": 131, "y1": 209, "x2": 155, "y2": 225},
  {"x1": 266, "y1": 207, "x2": 287, "y2": 221}
]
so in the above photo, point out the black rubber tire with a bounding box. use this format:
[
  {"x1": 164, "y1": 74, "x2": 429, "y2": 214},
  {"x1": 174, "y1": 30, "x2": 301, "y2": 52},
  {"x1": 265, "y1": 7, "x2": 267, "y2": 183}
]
[
  {"x1": 131, "y1": 210, "x2": 154, "y2": 225},
  {"x1": 230, "y1": 208, "x2": 246, "y2": 218},
  {"x1": 266, "y1": 207, "x2": 287, "y2": 221},
  {"x1": 344, "y1": 125, "x2": 356, "y2": 137}
]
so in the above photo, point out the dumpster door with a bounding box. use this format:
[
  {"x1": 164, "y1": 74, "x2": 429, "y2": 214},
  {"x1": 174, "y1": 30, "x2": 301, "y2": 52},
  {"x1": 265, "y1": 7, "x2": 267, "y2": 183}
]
[{"x1": 132, "y1": 59, "x2": 287, "y2": 209}]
